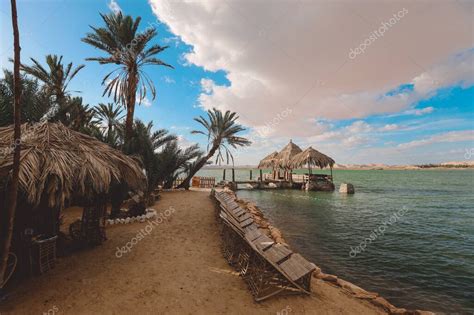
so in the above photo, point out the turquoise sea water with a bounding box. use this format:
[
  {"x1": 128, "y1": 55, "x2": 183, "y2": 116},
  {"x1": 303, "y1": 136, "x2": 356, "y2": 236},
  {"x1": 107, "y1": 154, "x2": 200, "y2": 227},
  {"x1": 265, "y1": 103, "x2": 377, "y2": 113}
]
[{"x1": 197, "y1": 168, "x2": 474, "y2": 313}]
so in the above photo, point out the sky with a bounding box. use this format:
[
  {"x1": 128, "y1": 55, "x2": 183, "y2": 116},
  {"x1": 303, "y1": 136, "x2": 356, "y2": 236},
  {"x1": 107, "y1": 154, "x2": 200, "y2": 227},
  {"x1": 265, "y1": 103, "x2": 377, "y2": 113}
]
[{"x1": 0, "y1": 0, "x2": 473, "y2": 166}]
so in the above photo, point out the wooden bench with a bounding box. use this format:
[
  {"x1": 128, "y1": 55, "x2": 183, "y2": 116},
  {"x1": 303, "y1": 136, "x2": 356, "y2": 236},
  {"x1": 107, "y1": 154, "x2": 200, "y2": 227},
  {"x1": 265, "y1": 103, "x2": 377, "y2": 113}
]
[
  {"x1": 279, "y1": 253, "x2": 317, "y2": 292},
  {"x1": 262, "y1": 243, "x2": 292, "y2": 264},
  {"x1": 213, "y1": 190, "x2": 317, "y2": 301}
]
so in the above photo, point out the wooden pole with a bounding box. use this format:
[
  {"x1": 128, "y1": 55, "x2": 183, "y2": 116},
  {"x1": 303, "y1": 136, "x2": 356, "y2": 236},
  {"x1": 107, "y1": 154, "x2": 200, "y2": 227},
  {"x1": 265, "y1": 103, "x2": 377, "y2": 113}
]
[
  {"x1": 1, "y1": 0, "x2": 21, "y2": 289},
  {"x1": 222, "y1": 168, "x2": 226, "y2": 181},
  {"x1": 260, "y1": 169, "x2": 263, "y2": 182},
  {"x1": 232, "y1": 168, "x2": 235, "y2": 182},
  {"x1": 330, "y1": 167, "x2": 333, "y2": 181},
  {"x1": 250, "y1": 169, "x2": 252, "y2": 180}
]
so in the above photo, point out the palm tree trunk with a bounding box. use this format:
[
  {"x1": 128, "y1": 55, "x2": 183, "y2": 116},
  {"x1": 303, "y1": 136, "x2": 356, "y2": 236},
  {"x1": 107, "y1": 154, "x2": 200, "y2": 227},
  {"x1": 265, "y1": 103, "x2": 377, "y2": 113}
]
[
  {"x1": 0, "y1": 0, "x2": 21, "y2": 289},
  {"x1": 124, "y1": 69, "x2": 138, "y2": 144},
  {"x1": 178, "y1": 145, "x2": 219, "y2": 189},
  {"x1": 107, "y1": 121, "x2": 113, "y2": 144}
]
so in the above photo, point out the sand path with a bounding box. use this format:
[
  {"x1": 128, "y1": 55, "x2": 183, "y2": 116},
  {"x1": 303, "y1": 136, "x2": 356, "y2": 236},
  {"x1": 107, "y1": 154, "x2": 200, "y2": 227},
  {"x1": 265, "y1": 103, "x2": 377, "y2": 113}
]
[{"x1": 0, "y1": 190, "x2": 384, "y2": 314}]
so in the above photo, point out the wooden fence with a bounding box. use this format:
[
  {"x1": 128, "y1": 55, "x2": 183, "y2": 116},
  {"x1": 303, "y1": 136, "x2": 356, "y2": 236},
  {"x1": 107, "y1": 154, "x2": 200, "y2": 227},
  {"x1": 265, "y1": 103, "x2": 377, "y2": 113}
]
[
  {"x1": 192, "y1": 176, "x2": 216, "y2": 188},
  {"x1": 173, "y1": 177, "x2": 185, "y2": 188}
]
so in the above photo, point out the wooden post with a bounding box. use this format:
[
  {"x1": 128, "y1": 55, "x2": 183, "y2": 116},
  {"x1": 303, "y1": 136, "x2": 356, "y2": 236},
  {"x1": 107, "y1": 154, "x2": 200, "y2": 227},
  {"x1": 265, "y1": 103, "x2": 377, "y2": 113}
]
[
  {"x1": 223, "y1": 168, "x2": 226, "y2": 181},
  {"x1": 232, "y1": 168, "x2": 235, "y2": 182},
  {"x1": 260, "y1": 169, "x2": 263, "y2": 182},
  {"x1": 1, "y1": 0, "x2": 22, "y2": 288},
  {"x1": 250, "y1": 169, "x2": 252, "y2": 180},
  {"x1": 330, "y1": 167, "x2": 333, "y2": 181}
]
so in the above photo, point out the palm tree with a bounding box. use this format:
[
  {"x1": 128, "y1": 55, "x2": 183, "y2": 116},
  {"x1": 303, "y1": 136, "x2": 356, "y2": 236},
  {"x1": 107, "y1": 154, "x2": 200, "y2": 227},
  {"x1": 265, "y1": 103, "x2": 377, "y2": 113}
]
[
  {"x1": 178, "y1": 108, "x2": 251, "y2": 189},
  {"x1": 122, "y1": 120, "x2": 177, "y2": 208},
  {"x1": 82, "y1": 12, "x2": 173, "y2": 143},
  {"x1": 93, "y1": 103, "x2": 124, "y2": 145},
  {"x1": 0, "y1": 70, "x2": 53, "y2": 127},
  {"x1": 63, "y1": 97, "x2": 95, "y2": 132},
  {"x1": 1, "y1": 0, "x2": 21, "y2": 290},
  {"x1": 155, "y1": 141, "x2": 203, "y2": 189},
  {"x1": 19, "y1": 54, "x2": 84, "y2": 107},
  {"x1": 125, "y1": 120, "x2": 177, "y2": 157}
]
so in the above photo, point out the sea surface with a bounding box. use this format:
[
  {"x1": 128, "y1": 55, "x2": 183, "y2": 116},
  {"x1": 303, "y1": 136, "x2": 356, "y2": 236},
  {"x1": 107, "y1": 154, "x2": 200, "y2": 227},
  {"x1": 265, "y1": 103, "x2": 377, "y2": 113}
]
[{"x1": 197, "y1": 168, "x2": 474, "y2": 314}]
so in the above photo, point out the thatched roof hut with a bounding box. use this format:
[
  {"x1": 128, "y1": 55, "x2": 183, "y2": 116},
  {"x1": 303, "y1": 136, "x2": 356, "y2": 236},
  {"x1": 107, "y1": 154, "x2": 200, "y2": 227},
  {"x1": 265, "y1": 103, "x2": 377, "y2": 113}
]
[
  {"x1": 257, "y1": 151, "x2": 279, "y2": 169},
  {"x1": 0, "y1": 122, "x2": 146, "y2": 208},
  {"x1": 290, "y1": 146, "x2": 335, "y2": 170},
  {"x1": 275, "y1": 140, "x2": 302, "y2": 169}
]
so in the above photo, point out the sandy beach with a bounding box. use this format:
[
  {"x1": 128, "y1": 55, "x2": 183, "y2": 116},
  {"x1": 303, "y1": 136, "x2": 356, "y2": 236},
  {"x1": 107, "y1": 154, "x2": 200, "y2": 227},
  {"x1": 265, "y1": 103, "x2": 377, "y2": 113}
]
[{"x1": 0, "y1": 190, "x2": 385, "y2": 315}]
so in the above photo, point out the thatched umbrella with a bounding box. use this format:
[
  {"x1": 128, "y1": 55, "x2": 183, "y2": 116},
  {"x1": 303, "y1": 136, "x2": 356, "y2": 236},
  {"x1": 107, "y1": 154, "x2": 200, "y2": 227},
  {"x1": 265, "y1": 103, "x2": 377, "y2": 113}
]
[
  {"x1": 257, "y1": 151, "x2": 279, "y2": 169},
  {"x1": 275, "y1": 140, "x2": 303, "y2": 169},
  {"x1": 0, "y1": 122, "x2": 146, "y2": 208},
  {"x1": 290, "y1": 146, "x2": 335, "y2": 176}
]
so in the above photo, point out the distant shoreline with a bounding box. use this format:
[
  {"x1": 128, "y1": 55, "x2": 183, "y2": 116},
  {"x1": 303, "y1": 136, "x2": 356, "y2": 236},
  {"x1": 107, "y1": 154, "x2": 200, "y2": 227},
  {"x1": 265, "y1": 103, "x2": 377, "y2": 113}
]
[{"x1": 202, "y1": 164, "x2": 474, "y2": 171}]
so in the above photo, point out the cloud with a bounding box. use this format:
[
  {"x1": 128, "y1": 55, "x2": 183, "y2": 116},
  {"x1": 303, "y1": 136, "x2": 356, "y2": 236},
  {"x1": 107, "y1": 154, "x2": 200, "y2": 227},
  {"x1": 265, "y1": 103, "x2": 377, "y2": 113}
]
[
  {"x1": 137, "y1": 95, "x2": 152, "y2": 107},
  {"x1": 108, "y1": 0, "x2": 121, "y2": 15},
  {"x1": 162, "y1": 36, "x2": 181, "y2": 47},
  {"x1": 403, "y1": 106, "x2": 434, "y2": 116},
  {"x1": 379, "y1": 124, "x2": 400, "y2": 131},
  {"x1": 162, "y1": 76, "x2": 176, "y2": 84},
  {"x1": 346, "y1": 121, "x2": 372, "y2": 133},
  {"x1": 200, "y1": 78, "x2": 215, "y2": 94},
  {"x1": 177, "y1": 135, "x2": 197, "y2": 149},
  {"x1": 412, "y1": 48, "x2": 474, "y2": 96},
  {"x1": 397, "y1": 130, "x2": 474, "y2": 149},
  {"x1": 305, "y1": 121, "x2": 374, "y2": 148},
  {"x1": 149, "y1": 0, "x2": 472, "y2": 138}
]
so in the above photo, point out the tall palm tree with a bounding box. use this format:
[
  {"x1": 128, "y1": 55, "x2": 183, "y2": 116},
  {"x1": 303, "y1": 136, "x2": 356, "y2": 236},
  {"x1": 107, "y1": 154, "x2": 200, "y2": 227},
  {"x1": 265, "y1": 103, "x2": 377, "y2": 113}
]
[
  {"x1": 178, "y1": 108, "x2": 251, "y2": 189},
  {"x1": 82, "y1": 12, "x2": 173, "y2": 143},
  {"x1": 93, "y1": 102, "x2": 124, "y2": 145},
  {"x1": 1, "y1": 0, "x2": 21, "y2": 290},
  {"x1": 19, "y1": 54, "x2": 84, "y2": 107}
]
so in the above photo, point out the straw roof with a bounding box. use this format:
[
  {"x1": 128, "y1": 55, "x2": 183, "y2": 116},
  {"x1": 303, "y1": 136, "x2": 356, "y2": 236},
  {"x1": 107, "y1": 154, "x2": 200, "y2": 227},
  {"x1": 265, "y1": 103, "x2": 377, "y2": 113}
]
[
  {"x1": 290, "y1": 146, "x2": 335, "y2": 169},
  {"x1": 275, "y1": 140, "x2": 302, "y2": 169},
  {"x1": 257, "y1": 151, "x2": 279, "y2": 169},
  {"x1": 0, "y1": 122, "x2": 146, "y2": 208}
]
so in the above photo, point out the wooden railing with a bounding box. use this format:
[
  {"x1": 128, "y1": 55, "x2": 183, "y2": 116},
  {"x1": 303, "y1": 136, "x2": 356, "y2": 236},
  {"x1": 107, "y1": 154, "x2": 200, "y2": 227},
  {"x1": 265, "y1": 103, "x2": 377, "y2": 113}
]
[{"x1": 263, "y1": 173, "x2": 332, "y2": 183}]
